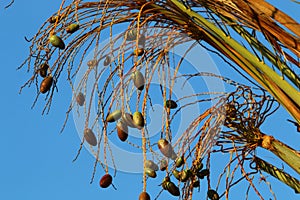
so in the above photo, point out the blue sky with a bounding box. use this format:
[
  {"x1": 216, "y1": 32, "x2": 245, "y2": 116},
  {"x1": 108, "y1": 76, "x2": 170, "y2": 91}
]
[{"x1": 0, "y1": 1, "x2": 300, "y2": 200}]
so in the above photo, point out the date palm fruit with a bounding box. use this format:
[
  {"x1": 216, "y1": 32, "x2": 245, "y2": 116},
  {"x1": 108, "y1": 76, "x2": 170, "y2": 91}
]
[
  {"x1": 138, "y1": 34, "x2": 146, "y2": 47},
  {"x1": 172, "y1": 169, "x2": 181, "y2": 180},
  {"x1": 160, "y1": 159, "x2": 168, "y2": 171},
  {"x1": 157, "y1": 139, "x2": 177, "y2": 160},
  {"x1": 132, "y1": 70, "x2": 145, "y2": 90},
  {"x1": 145, "y1": 160, "x2": 159, "y2": 171},
  {"x1": 197, "y1": 169, "x2": 209, "y2": 179},
  {"x1": 66, "y1": 23, "x2": 79, "y2": 34},
  {"x1": 116, "y1": 121, "x2": 128, "y2": 142},
  {"x1": 76, "y1": 92, "x2": 85, "y2": 106},
  {"x1": 164, "y1": 100, "x2": 177, "y2": 109},
  {"x1": 87, "y1": 59, "x2": 98, "y2": 67},
  {"x1": 122, "y1": 113, "x2": 137, "y2": 128},
  {"x1": 48, "y1": 15, "x2": 59, "y2": 23},
  {"x1": 166, "y1": 181, "x2": 180, "y2": 196},
  {"x1": 126, "y1": 29, "x2": 137, "y2": 41},
  {"x1": 196, "y1": 162, "x2": 203, "y2": 172},
  {"x1": 145, "y1": 168, "x2": 157, "y2": 178},
  {"x1": 192, "y1": 179, "x2": 200, "y2": 188},
  {"x1": 134, "y1": 48, "x2": 144, "y2": 56},
  {"x1": 161, "y1": 176, "x2": 170, "y2": 190},
  {"x1": 39, "y1": 63, "x2": 49, "y2": 78},
  {"x1": 84, "y1": 128, "x2": 97, "y2": 146},
  {"x1": 175, "y1": 156, "x2": 184, "y2": 168},
  {"x1": 106, "y1": 110, "x2": 122, "y2": 122},
  {"x1": 99, "y1": 174, "x2": 112, "y2": 188},
  {"x1": 49, "y1": 34, "x2": 65, "y2": 50},
  {"x1": 133, "y1": 111, "x2": 144, "y2": 129},
  {"x1": 180, "y1": 169, "x2": 192, "y2": 182},
  {"x1": 139, "y1": 191, "x2": 150, "y2": 200},
  {"x1": 40, "y1": 76, "x2": 53, "y2": 93},
  {"x1": 103, "y1": 55, "x2": 111, "y2": 66},
  {"x1": 48, "y1": 14, "x2": 65, "y2": 23},
  {"x1": 207, "y1": 189, "x2": 220, "y2": 200}
]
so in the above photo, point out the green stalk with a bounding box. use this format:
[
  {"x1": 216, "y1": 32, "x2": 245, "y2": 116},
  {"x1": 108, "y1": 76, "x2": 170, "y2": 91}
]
[
  {"x1": 254, "y1": 156, "x2": 300, "y2": 193},
  {"x1": 168, "y1": 0, "x2": 300, "y2": 122},
  {"x1": 260, "y1": 134, "x2": 300, "y2": 175}
]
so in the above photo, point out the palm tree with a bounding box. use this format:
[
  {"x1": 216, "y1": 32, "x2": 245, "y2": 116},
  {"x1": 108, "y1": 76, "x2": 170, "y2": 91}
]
[{"x1": 19, "y1": 0, "x2": 300, "y2": 199}]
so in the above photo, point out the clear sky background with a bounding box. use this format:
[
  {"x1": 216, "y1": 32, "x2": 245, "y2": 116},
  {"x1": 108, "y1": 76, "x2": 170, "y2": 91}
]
[{"x1": 0, "y1": 1, "x2": 300, "y2": 200}]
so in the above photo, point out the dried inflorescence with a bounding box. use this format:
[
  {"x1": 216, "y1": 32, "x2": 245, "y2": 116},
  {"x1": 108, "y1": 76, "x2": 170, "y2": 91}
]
[
  {"x1": 219, "y1": 86, "x2": 279, "y2": 148},
  {"x1": 203, "y1": 86, "x2": 280, "y2": 199}
]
